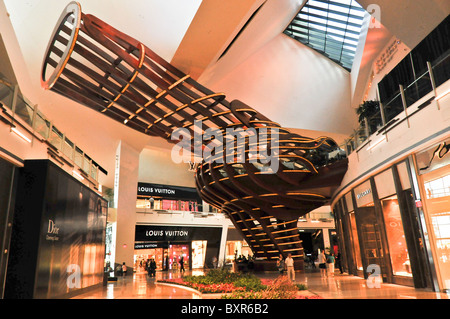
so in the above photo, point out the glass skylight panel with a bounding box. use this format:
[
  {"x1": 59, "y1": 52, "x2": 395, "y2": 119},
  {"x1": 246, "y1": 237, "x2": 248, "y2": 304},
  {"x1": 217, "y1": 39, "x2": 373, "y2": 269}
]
[{"x1": 284, "y1": 0, "x2": 367, "y2": 71}]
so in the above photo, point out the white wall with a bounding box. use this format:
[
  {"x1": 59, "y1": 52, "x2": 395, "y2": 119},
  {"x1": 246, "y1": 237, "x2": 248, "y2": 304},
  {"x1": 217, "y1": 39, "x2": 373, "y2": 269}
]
[
  {"x1": 139, "y1": 146, "x2": 196, "y2": 188},
  {"x1": 332, "y1": 79, "x2": 450, "y2": 203},
  {"x1": 201, "y1": 33, "x2": 356, "y2": 135}
]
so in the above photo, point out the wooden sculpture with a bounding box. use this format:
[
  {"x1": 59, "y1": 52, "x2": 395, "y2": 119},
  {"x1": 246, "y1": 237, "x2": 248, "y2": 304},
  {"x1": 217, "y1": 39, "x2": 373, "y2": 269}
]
[{"x1": 41, "y1": 2, "x2": 348, "y2": 264}]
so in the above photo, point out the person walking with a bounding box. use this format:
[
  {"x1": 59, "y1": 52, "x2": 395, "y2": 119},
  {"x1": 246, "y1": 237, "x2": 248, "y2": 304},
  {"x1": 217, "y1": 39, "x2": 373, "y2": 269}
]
[
  {"x1": 121, "y1": 262, "x2": 128, "y2": 277},
  {"x1": 285, "y1": 253, "x2": 295, "y2": 282},
  {"x1": 179, "y1": 255, "x2": 185, "y2": 273},
  {"x1": 148, "y1": 258, "x2": 157, "y2": 277},
  {"x1": 318, "y1": 250, "x2": 327, "y2": 277},
  {"x1": 335, "y1": 252, "x2": 343, "y2": 274},
  {"x1": 326, "y1": 253, "x2": 335, "y2": 277},
  {"x1": 277, "y1": 254, "x2": 285, "y2": 274}
]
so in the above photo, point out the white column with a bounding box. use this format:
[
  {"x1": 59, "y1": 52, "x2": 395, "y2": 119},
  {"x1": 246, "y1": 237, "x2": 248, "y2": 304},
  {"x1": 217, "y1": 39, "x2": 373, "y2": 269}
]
[
  {"x1": 114, "y1": 141, "x2": 140, "y2": 273},
  {"x1": 218, "y1": 225, "x2": 228, "y2": 267},
  {"x1": 323, "y1": 228, "x2": 331, "y2": 253}
]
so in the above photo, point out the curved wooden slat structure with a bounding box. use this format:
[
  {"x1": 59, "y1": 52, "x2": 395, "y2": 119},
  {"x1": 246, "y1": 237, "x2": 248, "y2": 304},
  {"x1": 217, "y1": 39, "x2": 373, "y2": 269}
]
[{"x1": 41, "y1": 2, "x2": 348, "y2": 262}]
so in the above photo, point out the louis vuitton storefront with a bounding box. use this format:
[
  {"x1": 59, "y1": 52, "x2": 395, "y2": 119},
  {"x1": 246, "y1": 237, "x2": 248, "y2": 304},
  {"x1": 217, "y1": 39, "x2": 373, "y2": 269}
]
[{"x1": 134, "y1": 224, "x2": 222, "y2": 271}]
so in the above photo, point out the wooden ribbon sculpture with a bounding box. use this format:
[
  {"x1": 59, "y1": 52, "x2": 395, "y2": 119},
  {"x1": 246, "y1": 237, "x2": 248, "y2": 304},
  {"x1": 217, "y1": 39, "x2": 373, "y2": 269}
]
[{"x1": 41, "y1": 2, "x2": 348, "y2": 266}]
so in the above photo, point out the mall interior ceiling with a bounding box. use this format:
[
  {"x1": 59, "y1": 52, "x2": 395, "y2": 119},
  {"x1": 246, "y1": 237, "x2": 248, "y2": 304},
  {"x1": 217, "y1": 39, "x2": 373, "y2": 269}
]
[{"x1": 3, "y1": 0, "x2": 449, "y2": 191}]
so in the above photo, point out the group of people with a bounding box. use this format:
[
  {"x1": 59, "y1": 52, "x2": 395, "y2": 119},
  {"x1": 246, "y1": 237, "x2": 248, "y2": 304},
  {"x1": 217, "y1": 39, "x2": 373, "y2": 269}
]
[
  {"x1": 317, "y1": 250, "x2": 343, "y2": 277},
  {"x1": 142, "y1": 255, "x2": 186, "y2": 277},
  {"x1": 145, "y1": 258, "x2": 157, "y2": 277},
  {"x1": 277, "y1": 251, "x2": 343, "y2": 280}
]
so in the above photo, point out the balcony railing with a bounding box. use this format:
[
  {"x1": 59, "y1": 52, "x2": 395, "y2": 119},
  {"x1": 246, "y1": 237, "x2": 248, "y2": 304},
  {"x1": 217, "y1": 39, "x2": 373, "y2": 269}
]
[
  {"x1": 0, "y1": 72, "x2": 103, "y2": 185},
  {"x1": 340, "y1": 51, "x2": 450, "y2": 155}
]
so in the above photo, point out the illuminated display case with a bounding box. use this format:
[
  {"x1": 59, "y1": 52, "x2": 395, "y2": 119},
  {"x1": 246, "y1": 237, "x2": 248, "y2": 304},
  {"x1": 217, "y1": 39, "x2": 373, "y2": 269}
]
[
  {"x1": 134, "y1": 225, "x2": 222, "y2": 270},
  {"x1": 415, "y1": 137, "x2": 450, "y2": 292}
]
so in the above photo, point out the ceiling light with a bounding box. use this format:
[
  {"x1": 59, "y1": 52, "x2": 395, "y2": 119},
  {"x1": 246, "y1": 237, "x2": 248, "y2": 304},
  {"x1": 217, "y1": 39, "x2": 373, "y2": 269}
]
[
  {"x1": 435, "y1": 88, "x2": 450, "y2": 101},
  {"x1": 72, "y1": 170, "x2": 84, "y2": 181},
  {"x1": 11, "y1": 127, "x2": 32, "y2": 143}
]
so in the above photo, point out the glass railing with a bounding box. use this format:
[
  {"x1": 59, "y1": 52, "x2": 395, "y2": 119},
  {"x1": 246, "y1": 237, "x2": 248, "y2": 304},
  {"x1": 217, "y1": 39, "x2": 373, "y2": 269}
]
[
  {"x1": 432, "y1": 53, "x2": 450, "y2": 88},
  {"x1": 340, "y1": 52, "x2": 449, "y2": 156},
  {"x1": 0, "y1": 72, "x2": 100, "y2": 183}
]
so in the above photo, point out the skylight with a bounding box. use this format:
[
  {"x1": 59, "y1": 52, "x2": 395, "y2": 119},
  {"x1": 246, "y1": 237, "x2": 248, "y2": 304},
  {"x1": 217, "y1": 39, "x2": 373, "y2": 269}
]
[{"x1": 284, "y1": 0, "x2": 367, "y2": 71}]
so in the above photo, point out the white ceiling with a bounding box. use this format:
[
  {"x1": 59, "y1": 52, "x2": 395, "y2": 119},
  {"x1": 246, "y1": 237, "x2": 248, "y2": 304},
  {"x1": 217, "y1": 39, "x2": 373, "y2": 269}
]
[
  {"x1": 3, "y1": 0, "x2": 449, "y2": 189},
  {"x1": 3, "y1": 0, "x2": 202, "y2": 187}
]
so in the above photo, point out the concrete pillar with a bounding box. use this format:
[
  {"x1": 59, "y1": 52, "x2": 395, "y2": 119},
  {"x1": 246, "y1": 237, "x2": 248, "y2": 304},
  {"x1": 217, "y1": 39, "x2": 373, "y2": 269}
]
[
  {"x1": 218, "y1": 225, "x2": 228, "y2": 267},
  {"x1": 323, "y1": 228, "x2": 331, "y2": 253},
  {"x1": 113, "y1": 141, "x2": 140, "y2": 273}
]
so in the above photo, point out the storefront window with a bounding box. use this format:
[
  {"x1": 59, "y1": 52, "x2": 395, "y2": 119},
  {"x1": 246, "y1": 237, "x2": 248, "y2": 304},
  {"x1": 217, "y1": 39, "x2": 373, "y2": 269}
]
[
  {"x1": 134, "y1": 248, "x2": 164, "y2": 272},
  {"x1": 381, "y1": 196, "x2": 412, "y2": 277},
  {"x1": 225, "y1": 241, "x2": 252, "y2": 263},
  {"x1": 349, "y1": 212, "x2": 363, "y2": 270},
  {"x1": 423, "y1": 168, "x2": 450, "y2": 290},
  {"x1": 169, "y1": 244, "x2": 189, "y2": 270},
  {"x1": 136, "y1": 198, "x2": 199, "y2": 211},
  {"x1": 374, "y1": 168, "x2": 413, "y2": 277},
  {"x1": 192, "y1": 241, "x2": 207, "y2": 269}
]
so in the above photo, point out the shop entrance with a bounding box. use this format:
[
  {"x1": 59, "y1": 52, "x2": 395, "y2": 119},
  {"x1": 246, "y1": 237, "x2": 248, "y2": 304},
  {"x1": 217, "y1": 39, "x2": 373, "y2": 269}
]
[
  {"x1": 133, "y1": 244, "x2": 189, "y2": 272},
  {"x1": 167, "y1": 244, "x2": 190, "y2": 271},
  {"x1": 356, "y1": 207, "x2": 389, "y2": 281}
]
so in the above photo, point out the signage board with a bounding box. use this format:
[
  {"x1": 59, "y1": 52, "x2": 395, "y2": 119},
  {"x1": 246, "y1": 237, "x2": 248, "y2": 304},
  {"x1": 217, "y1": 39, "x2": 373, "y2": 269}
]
[
  {"x1": 135, "y1": 225, "x2": 222, "y2": 243},
  {"x1": 137, "y1": 182, "x2": 201, "y2": 202}
]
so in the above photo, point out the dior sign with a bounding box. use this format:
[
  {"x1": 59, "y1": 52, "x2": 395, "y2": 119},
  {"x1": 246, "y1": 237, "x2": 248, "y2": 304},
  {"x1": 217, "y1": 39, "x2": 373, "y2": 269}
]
[{"x1": 46, "y1": 219, "x2": 60, "y2": 241}]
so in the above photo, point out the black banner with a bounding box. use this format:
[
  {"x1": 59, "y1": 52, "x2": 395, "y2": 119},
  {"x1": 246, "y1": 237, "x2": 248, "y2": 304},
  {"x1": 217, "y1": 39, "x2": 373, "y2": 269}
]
[
  {"x1": 135, "y1": 225, "x2": 222, "y2": 243},
  {"x1": 137, "y1": 182, "x2": 202, "y2": 202}
]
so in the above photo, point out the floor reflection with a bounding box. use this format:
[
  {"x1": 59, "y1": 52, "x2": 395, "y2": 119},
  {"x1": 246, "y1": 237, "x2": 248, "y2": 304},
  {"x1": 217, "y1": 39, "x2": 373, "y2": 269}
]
[{"x1": 72, "y1": 269, "x2": 450, "y2": 300}]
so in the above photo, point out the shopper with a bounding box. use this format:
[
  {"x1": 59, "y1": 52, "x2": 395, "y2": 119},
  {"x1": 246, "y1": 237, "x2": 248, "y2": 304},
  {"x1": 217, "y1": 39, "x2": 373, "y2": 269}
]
[
  {"x1": 164, "y1": 254, "x2": 169, "y2": 271},
  {"x1": 277, "y1": 254, "x2": 285, "y2": 274},
  {"x1": 326, "y1": 253, "x2": 335, "y2": 277},
  {"x1": 121, "y1": 262, "x2": 128, "y2": 276},
  {"x1": 285, "y1": 253, "x2": 295, "y2": 282},
  {"x1": 148, "y1": 258, "x2": 157, "y2": 277},
  {"x1": 318, "y1": 251, "x2": 327, "y2": 277},
  {"x1": 335, "y1": 252, "x2": 343, "y2": 274},
  {"x1": 179, "y1": 255, "x2": 185, "y2": 273}
]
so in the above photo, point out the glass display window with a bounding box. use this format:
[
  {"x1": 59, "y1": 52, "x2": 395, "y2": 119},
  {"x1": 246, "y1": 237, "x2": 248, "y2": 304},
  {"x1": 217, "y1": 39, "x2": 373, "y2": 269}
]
[
  {"x1": 225, "y1": 240, "x2": 252, "y2": 263},
  {"x1": 349, "y1": 212, "x2": 363, "y2": 270},
  {"x1": 134, "y1": 249, "x2": 164, "y2": 272},
  {"x1": 422, "y1": 165, "x2": 450, "y2": 290},
  {"x1": 381, "y1": 195, "x2": 412, "y2": 277},
  {"x1": 191, "y1": 241, "x2": 207, "y2": 269},
  {"x1": 169, "y1": 244, "x2": 189, "y2": 270}
]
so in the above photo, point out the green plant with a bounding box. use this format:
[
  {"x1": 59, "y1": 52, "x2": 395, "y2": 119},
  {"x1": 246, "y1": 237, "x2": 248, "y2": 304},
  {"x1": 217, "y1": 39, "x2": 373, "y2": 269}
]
[
  {"x1": 356, "y1": 100, "x2": 380, "y2": 125},
  {"x1": 296, "y1": 283, "x2": 308, "y2": 291},
  {"x1": 233, "y1": 275, "x2": 266, "y2": 292},
  {"x1": 222, "y1": 276, "x2": 307, "y2": 299}
]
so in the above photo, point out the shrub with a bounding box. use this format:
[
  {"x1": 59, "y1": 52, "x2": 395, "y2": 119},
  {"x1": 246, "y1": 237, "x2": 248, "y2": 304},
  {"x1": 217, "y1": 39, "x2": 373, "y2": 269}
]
[
  {"x1": 233, "y1": 274, "x2": 266, "y2": 292},
  {"x1": 159, "y1": 270, "x2": 312, "y2": 298},
  {"x1": 183, "y1": 269, "x2": 265, "y2": 291},
  {"x1": 222, "y1": 276, "x2": 308, "y2": 299}
]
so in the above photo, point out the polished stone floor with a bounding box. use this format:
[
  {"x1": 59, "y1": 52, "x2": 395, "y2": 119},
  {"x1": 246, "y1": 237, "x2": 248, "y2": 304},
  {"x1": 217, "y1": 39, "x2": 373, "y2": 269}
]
[{"x1": 72, "y1": 268, "x2": 450, "y2": 300}]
